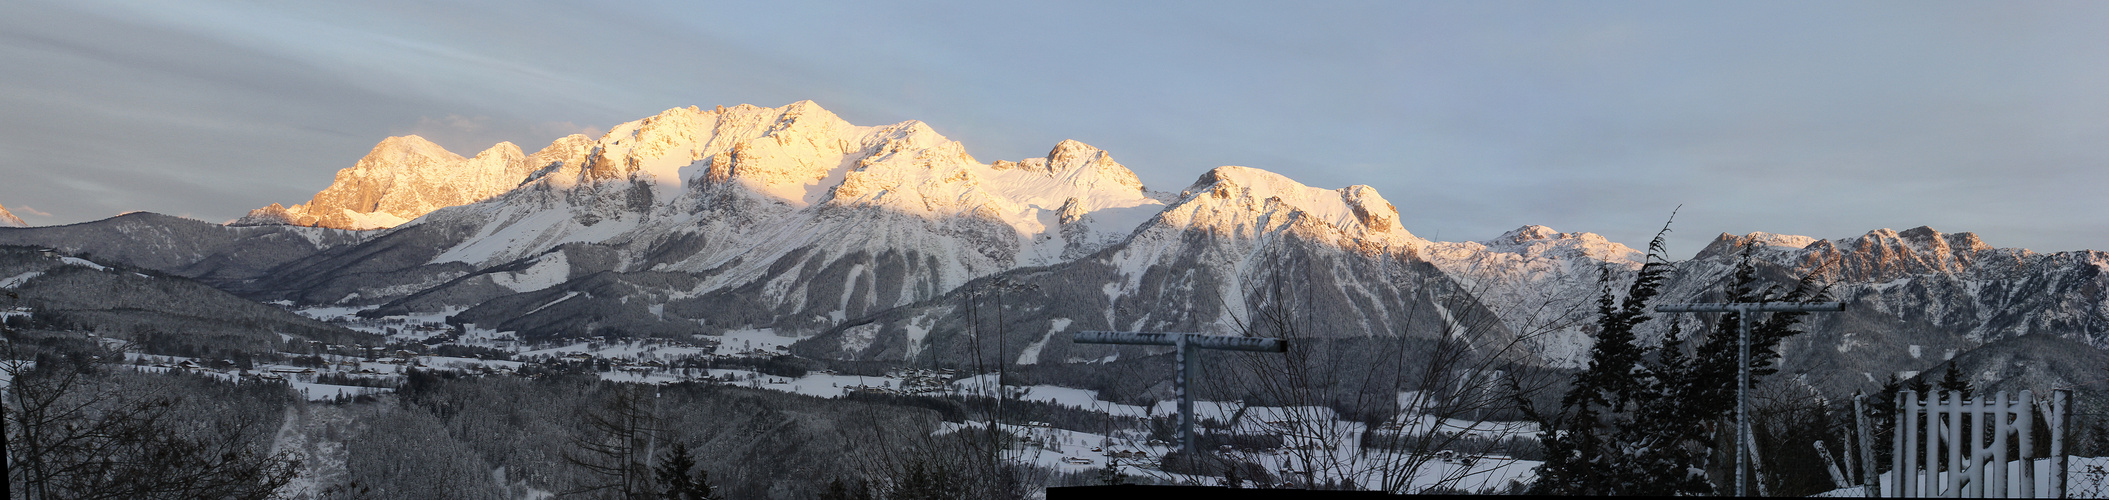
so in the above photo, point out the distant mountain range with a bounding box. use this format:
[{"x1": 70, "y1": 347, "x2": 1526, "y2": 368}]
[{"x1": 4, "y1": 100, "x2": 2105, "y2": 397}]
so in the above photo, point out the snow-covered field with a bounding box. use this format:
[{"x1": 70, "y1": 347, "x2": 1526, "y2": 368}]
[{"x1": 80, "y1": 324, "x2": 1556, "y2": 493}]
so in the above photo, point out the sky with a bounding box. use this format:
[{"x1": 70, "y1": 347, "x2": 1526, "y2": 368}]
[{"x1": 4, "y1": 1, "x2": 2108, "y2": 256}]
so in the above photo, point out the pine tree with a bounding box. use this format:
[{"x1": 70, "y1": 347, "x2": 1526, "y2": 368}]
[
  {"x1": 1098, "y1": 453, "x2": 1126, "y2": 486},
  {"x1": 655, "y1": 443, "x2": 720, "y2": 500},
  {"x1": 1622, "y1": 319, "x2": 1716, "y2": 495},
  {"x1": 1528, "y1": 224, "x2": 1831, "y2": 496},
  {"x1": 1905, "y1": 370, "x2": 1932, "y2": 395},
  {"x1": 1937, "y1": 366, "x2": 1974, "y2": 399},
  {"x1": 1528, "y1": 222, "x2": 1677, "y2": 495},
  {"x1": 1866, "y1": 375, "x2": 1903, "y2": 472},
  {"x1": 889, "y1": 461, "x2": 964, "y2": 500}
]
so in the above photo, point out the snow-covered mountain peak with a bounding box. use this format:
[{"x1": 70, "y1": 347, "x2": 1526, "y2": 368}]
[
  {"x1": 1491, "y1": 225, "x2": 1562, "y2": 244},
  {"x1": 1170, "y1": 166, "x2": 1416, "y2": 243},
  {"x1": 1690, "y1": 226, "x2": 2011, "y2": 282},
  {"x1": 406, "y1": 101, "x2": 1174, "y2": 278},
  {"x1": 0, "y1": 203, "x2": 27, "y2": 227},
  {"x1": 1039, "y1": 139, "x2": 1122, "y2": 176},
  {"x1": 472, "y1": 141, "x2": 525, "y2": 161},
  {"x1": 1692, "y1": 231, "x2": 1822, "y2": 260},
  {"x1": 238, "y1": 130, "x2": 587, "y2": 230},
  {"x1": 370, "y1": 135, "x2": 465, "y2": 164},
  {"x1": 1463, "y1": 225, "x2": 1643, "y2": 263},
  {"x1": 990, "y1": 140, "x2": 1147, "y2": 195}
]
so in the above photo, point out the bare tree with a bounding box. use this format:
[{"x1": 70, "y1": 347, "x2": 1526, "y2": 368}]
[
  {"x1": 2, "y1": 340, "x2": 298, "y2": 500},
  {"x1": 565, "y1": 383, "x2": 661, "y2": 499}
]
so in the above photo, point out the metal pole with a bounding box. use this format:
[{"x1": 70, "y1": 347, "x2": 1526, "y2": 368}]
[
  {"x1": 1176, "y1": 334, "x2": 1195, "y2": 467},
  {"x1": 1071, "y1": 331, "x2": 1284, "y2": 472},
  {"x1": 1653, "y1": 301, "x2": 1843, "y2": 497}
]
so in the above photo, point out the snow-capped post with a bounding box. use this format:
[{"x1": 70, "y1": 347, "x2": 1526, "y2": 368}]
[
  {"x1": 1856, "y1": 392, "x2": 1877, "y2": 497},
  {"x1": 1655, "y1": 300, "x2": 1844, "y2": 497},
  {"x1": 1072, "y1": 331, "x2": 1287, "y2": 470}
]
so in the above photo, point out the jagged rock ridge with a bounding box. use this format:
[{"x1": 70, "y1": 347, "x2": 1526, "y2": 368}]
[
  {"x1": 0, "y1": 203, "x2": 26, "y2": 227},
  {"x1": 237, "y1": 134, "x2": 594, "y2": 230}
]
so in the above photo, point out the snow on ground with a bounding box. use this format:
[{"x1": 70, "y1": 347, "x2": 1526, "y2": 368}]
[
  {"x1": 292, "y1": 306, "x2": 462, "y2": 340},
  {"x1": 293, "y1": 306, "x2": 374, "y2": 321},
  {"x1": 952, "y1": 375, "x2": 1152, "y2": 418},
  {"x1": 0, "y1": 271, "x2": 41, "y2": 288},
  {"x1": 1021, "y1": 385, "x2": 1151, "y2": 418},
  {"x1": 1385, "y1": 413, "x2": 1538, "y2": 441},
  {"x1": 712, "y1": 328, "x2": 801, "y2": 356},
  {"x1": 418, "y1": 355, "x2": 525, "y2": 371},
  {"x1": 518, "y1": 340, "x2": 709, "y2": 361},
  {"x1": 290, "y1": 382, "x2": 390, "y2": 401},
  {"x1": 58, "y1": 256, "x2": 108, "y2": 270},
  {"x1": 931, "y1": 416, "x2": 1540, "y2": 493}
]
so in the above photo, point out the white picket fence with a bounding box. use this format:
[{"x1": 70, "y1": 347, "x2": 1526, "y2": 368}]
[{"x1": 1870, "y1": 389, "x2": 2070, "y2": 498}]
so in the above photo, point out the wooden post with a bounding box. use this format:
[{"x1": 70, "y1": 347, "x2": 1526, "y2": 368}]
[
  {"x1": 1858, "y1": 393, "x2": 1878, "y2": 497},
  {"x1": 1815, "y1": 440, "x2": 1851, "y2": 489},
  {"x1": 1746, "y1": 423, "x2": 1771, "y2": 497}
]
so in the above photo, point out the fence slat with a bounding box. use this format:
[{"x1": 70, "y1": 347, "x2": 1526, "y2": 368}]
[
  {"x1": 1930, "y1": 394, "x2": 1941, "y2": 497},
  {"x1": 1908, "y1": 390, "x2": 1921, "y2": 497},
  {"x1": 1968, "y1": 394, "x2": 1983, "y2": 498},
  {"x1": 1906, "y1": 392, "x2": 1923, "y2": 497},
  {"x1": 1879, "y1": 389, "x2": 2071, "y2": 499},
  {"x1": 1950, "y1": 390, "x2": 1964, "y2": 497},
  {"x1": 1992, "y1": 391, "x2": 2008, "y2": 498},
  {"x1": 2052, "y1": 390, "x2": 2068, "y2": 499}
]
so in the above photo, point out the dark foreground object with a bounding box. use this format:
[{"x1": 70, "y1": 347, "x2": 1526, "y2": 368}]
[{"x1": 1048, "y1": 485, "x2": 1434, "y2": 499}]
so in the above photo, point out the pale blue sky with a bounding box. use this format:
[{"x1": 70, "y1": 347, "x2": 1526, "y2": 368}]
[{"x1": 4, "y1": 1, "x2": 2108, "y2": 255}]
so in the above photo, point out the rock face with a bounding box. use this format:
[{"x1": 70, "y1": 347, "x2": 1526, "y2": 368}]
[
  {"x1": 0, "y1": 204, "x2": 25, "y2": 227},
  {"x1": 233, "y1": 102, "x2": 1174, "y2": 341},
  {"x1": 796, "y1": 163, "x2": 1480, "y2": 367},
  {"x1": 238, "y1": 135, "x2": 593, "y2": 230},
  {"x1": 22, "y1": 100, "x2": 2109, "y2": 399}
]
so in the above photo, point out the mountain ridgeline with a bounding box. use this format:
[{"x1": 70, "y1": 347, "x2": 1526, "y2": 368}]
[{"x1": 3, "y1": 101, "x2": 2106, "y2": 396}]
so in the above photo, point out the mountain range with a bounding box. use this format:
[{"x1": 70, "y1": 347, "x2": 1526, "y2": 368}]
[{"x1": 3, "y1": 100, "x2": 2105, "y2": 397}]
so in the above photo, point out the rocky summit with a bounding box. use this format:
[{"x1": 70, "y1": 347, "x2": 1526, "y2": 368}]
[{"x1": 4, "y1": 101, "x2": 2106, "y2": 396}]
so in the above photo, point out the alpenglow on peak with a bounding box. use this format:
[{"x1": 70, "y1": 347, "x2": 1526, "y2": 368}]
[
  {"x1": 238, "y1": 134, "x2": 592, "y2": 230},
  {"x1": 0, "y1": 203, "x2": 27, "y2": 227}
]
